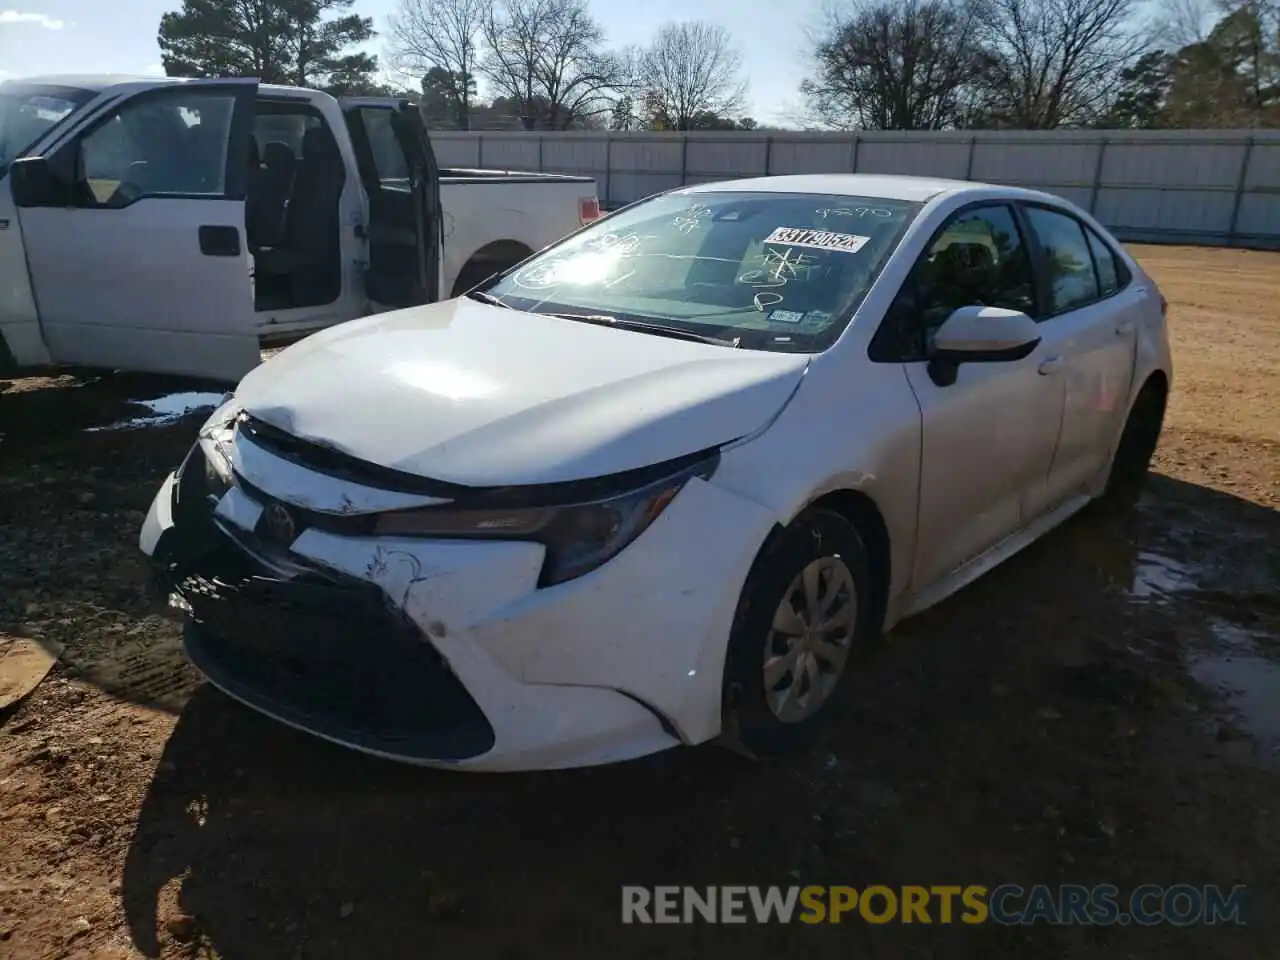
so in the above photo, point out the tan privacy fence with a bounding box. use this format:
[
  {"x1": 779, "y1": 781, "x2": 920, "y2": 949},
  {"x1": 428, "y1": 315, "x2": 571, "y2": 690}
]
[{"x1": 430, "y1": 128, "x2": 1280, "y2": 248}]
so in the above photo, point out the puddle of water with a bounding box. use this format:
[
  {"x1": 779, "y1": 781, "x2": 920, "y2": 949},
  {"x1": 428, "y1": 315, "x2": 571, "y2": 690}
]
[
  {"x1": 1189, "y1": 621, "x2": 1280, "y2": 766},
  {"x1": 84, "y1": 391, "x2": 222, "y2": 433},
  {"x1": 1129, "y1": 551, "x2": 1197, "y2": 601}
]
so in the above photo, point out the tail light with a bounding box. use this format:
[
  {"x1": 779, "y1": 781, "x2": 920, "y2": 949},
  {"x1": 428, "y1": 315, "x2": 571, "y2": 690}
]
[{"x1": 579, "y1": 196, "x2": 601, "y2": 225}]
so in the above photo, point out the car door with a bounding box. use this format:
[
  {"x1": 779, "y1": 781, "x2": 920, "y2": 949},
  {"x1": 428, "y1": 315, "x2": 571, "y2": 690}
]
[
  {"x1": 11, "y1": 79, "x2": 260, "y2": 381},
  {"x1": 340, "y1": 98, "x2": 442, "y2": 308},
  {"x1": 1019, "y1": 204, "x2": 1138, "y2": 502},
  {"x1": 886, "y1": 203, "x2": 1067, "y2": 590}
]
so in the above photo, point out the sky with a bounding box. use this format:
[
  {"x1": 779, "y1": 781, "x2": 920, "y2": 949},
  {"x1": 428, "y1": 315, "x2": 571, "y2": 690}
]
[{"x1": 0, "y1": 0, "x2": 822, "y2": 124}]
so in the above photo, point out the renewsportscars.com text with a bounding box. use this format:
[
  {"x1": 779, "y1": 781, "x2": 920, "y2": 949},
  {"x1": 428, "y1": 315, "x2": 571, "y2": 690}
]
[{"x1": 621, "y1": 884, "x2": 1249, "y2": 926}]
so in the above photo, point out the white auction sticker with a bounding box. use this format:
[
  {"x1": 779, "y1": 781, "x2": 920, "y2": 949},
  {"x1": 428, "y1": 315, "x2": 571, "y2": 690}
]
[
  {"x1": 769, "y1": 309, "x2": 805, "y2": 324},
  {"x1": 764, "y1": 227, "x2": 870, "y2": 254}
]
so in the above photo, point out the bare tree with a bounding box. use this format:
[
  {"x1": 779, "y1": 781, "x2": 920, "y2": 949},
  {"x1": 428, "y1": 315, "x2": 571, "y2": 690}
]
[
  {"x1": 1157, "y1": 0, "x2": 1220, "y2": 46},
  {"x1": 638, "y1": 21, "x2": 746, "y2": 130},
  {"x1": 802, "y1": 0, "x2": 993, "y2": 129},
  {"x1": 386, "y1": 0, "x2": 487, "y2": 128},
  {"x1": 976, "y1": 0, "x2": 1150, "y2": 127},
  {"x1": 481, "y1": 0, "x2": 630, "y2": 129}
]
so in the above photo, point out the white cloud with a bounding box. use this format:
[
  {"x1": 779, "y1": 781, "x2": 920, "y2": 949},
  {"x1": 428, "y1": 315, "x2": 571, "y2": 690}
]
[{"x1": 0, "y1": 10, "x2": 66, "y2": 30}]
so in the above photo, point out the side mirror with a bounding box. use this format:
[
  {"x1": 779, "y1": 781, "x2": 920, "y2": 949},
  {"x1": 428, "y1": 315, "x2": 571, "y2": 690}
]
[
  {"x1": 927, "y1": 305, "x2": 1041, "y2": 387},
  {"x1": 8, "y1": 155, "x2": 72, "y2": 208}
]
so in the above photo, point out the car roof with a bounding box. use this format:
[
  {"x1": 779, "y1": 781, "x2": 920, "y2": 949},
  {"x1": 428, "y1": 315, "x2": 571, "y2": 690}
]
[{"x1": 681, "y1": 173, "x2": 1059, "y2": 205}]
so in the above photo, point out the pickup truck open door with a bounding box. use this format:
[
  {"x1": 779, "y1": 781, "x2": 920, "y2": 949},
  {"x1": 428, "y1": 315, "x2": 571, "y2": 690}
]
[
  {"x1": 8, "y1": 78, "x2": 261, "y2": 382},
  {"x1": 340, "y1": 97, "x2": 442, "y2": 308}
]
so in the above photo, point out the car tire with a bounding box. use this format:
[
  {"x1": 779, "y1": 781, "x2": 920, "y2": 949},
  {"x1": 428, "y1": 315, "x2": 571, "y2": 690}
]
[
  {"x1": 1103, "y1": 379, "x2": 1166, "y2": 504},
  {"x1": 719, "y1": 508, "x2": 875, "y2": 760}
]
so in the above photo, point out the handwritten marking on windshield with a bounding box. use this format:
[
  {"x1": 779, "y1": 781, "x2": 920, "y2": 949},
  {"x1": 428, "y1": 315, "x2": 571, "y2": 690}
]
[
  {"x1": 753, "y1": 292, "x2": 784, "y2": 312},
  {"x1": 673, "y1": 204, "x2": 712, "y2": 234},
  {"x1": 589, "y1": 232, "x2": 648, "y2": 255},
  {"x1": 816, "y1": 207, "x2": 895, "y2": 219},
  {"x1": 738, "y1": 247, "x2": 815, "y2": 292},
  {"x1": 761, "y1": 247, "x2": 813, "y2": 282},
  {"x1": 512, "y1": 261, "x2": 563, "y2": 289}
]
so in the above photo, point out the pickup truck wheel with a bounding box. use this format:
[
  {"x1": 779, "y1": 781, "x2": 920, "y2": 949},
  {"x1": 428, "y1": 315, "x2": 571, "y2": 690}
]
[{"x1": 720, "y1": 509, "x2": 873, "y2": 760}]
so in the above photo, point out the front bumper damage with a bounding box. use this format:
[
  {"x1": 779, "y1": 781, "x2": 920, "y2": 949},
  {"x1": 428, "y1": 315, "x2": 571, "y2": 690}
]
[{"x1": 142, "y1": 428, "x2": 777, "y2": 771}]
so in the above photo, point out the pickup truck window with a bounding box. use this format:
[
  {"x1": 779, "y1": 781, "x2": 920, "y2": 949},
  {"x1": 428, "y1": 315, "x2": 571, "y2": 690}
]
[
  {"x1": 357, "y1": 107, "x2": 411, "y2": 187},
  {"x1": 482, "y1": 190, "x2": 921, "y2": 353},
  {"x1": 77, "y1": 89, "x2": 237, "y2": 206},
  {"x1": 0, "y1": 83, "x2": 94, "y2": 176}
]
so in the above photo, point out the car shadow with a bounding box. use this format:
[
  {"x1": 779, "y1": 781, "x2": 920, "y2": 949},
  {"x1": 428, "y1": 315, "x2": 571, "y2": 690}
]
[{"x1": 116, "y1": 475, "x2": 1280, "y2": 959}]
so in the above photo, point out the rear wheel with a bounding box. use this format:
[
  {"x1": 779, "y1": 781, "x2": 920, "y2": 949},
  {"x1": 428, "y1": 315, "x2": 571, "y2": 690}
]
[
  {"x1": 1103, "y1": 378, "x2": 1167, "y2": 503},
  {"x1": 720, "y1": 509, "x2": 874, "y2": 759}
]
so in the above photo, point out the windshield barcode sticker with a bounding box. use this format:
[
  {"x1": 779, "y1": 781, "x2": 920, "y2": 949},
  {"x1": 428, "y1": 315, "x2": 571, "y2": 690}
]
[{"x1": 764, "y1": 227, "x2": 870, "y2": 254}]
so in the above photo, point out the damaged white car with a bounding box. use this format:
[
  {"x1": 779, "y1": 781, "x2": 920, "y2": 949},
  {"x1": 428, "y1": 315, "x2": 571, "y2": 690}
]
[{"x1": 140, "y1": 174, "x2": 1172, "y2": 771}]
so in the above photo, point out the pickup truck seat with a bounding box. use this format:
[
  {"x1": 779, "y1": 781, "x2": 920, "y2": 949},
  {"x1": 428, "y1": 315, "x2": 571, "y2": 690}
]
[
  {"x1": 255, "y1": 129, "x2": 343, "y2": 307},
  {"x1": 247, "y1": 140, "x2": 296, "y2": 252}
]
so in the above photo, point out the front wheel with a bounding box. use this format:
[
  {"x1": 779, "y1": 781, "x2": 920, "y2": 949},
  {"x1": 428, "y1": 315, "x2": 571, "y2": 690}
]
[{"x1": 720, "y1": 508, "x2": 875, "y2": 759}]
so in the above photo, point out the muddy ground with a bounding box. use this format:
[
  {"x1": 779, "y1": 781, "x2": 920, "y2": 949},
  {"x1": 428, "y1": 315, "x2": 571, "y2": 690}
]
[{"x1": 1, "y1": 244, "x2": 1278, "y2": 959}]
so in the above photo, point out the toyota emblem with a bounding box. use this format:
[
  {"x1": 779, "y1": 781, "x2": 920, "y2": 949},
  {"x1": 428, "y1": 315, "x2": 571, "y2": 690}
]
[{"x1": 263, "y1": 503, "x2": 298, "y2": 544}]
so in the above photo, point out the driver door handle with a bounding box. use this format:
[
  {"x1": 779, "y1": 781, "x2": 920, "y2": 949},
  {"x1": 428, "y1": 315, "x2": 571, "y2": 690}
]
[
  {"x1": 1038, "y1": 356, "x2": 1065, "y2": 376},
  {"x1": 1116, "y1": 319, "x2": 1136, "y2": 336},
  {"x1": 199, "y1": 225, "x2": 241, "y2": 257}
]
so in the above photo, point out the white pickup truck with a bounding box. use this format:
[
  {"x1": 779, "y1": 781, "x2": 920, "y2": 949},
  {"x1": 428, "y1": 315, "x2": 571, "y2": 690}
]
[{"x1": 0, "y1": 75, "x2": 600, "y2": 382}]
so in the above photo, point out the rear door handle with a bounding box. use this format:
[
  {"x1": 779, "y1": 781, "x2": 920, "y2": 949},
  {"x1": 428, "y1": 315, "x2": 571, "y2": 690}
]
[
  {"x1": 199, "y1": 224, "x2": 242, "y2": 257},
  {"x1": 1115, "y1": 319, "x2": 1135, "y2": 336},
  {"x1": 1038, "y1": 356, "x2": 1065, "y2": 375}
]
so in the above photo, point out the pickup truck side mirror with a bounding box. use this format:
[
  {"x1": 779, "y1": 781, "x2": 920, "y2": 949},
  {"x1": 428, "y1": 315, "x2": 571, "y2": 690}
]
[
  {"x1": 9, "y1": 155, "x2": 72, "y2": 208},
  {"x1": 927, "y1": 305, "x2": 1041, "y2": 387}
]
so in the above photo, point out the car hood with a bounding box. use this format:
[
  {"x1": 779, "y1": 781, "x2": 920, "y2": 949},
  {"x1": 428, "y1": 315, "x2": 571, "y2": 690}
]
[{"x1": 234, "y1": 298, "x2": 809, "y2": 486}]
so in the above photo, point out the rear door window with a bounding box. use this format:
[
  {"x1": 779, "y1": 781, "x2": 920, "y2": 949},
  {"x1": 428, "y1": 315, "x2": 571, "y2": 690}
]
[
  {"x1": 1084, "y1": 225, "x2": 1122, "y2": 296},
  {"x1": 1023, "y1": 206, "x2": 1101, "y2": 315},
  {"x1": 358, "y1": 107, "x2": 410, "y2": 187}
]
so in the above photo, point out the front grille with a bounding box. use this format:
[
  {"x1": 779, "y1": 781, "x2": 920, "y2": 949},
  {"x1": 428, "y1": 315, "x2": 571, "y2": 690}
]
[{"x1": 173, "y1": 529, "x2": 495, "y2": 761}]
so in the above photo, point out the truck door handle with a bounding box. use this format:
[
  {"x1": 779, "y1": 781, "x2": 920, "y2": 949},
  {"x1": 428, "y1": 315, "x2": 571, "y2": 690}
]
[
  {"x1": 1115, "y1": 319, "x2": 1135, "y2": 336},
  {"x1": 1038, "y1": 356, "x2": 1065, "y2": 375},
  {"x1": 198, "y1": 225, "x2": 241, "y2": 257}
]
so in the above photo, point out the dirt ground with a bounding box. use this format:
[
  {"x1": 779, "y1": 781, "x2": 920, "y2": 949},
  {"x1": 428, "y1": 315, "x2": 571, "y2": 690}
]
[{"x1": 1, "y1": 244, "x2": 1278, "y2": 959}]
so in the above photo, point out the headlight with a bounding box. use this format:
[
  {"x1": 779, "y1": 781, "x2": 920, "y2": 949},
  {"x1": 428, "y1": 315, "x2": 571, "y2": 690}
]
[
  {"x1": 175, "y1": 439, "x2": 231, "y2": 510},
  {"x1": 373, "y1": 454, "x2": 718, "y2": 587},
  {"x1": 198, "y1": 392, "x2": 239, "y2": 433},
  {"x1": 200, "y1": 439, "x2": 233, "y2": 497}
]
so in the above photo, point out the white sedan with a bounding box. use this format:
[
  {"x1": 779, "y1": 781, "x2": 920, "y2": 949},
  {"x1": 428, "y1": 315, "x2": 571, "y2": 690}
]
[{"x1": 140, "y1": 174, "x2": 1172, "y2": 771}]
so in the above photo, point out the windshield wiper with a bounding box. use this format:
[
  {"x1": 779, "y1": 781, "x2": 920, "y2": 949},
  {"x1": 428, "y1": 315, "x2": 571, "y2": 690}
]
[
  {"x1": 545, "y1": 312, "x2": 740, "y2": 348},
  {"x1": 466, "y1": 290, "x2": 515, "y2": 309}
]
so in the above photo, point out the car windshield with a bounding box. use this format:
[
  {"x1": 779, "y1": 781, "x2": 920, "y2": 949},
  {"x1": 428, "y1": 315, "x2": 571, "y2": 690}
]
[
  {"x1": 481, "y1": 189, "x2": 921, "y2": 353},
  {"x1": 0, "y1": 83, "x2": 95, "y2": 177}
]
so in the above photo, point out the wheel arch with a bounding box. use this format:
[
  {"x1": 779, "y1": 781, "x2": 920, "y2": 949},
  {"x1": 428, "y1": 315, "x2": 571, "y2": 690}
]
[
  {"x1": 749, "y1": 487, "x2": 893, "y2": 639},
  {"x1": 449, "y1": 239, "x2": 535, "y2": 297},
  {"x1": 805, "y1": 489, "x2": 892, "y2": 638}
]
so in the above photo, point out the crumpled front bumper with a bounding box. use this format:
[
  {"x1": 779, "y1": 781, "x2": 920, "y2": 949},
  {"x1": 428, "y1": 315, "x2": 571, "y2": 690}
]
[{"x1": 139, "y1": 435, "x2": 776, "y2": 772}]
